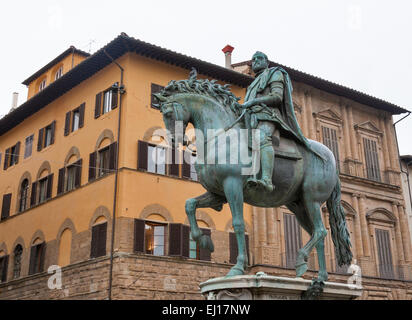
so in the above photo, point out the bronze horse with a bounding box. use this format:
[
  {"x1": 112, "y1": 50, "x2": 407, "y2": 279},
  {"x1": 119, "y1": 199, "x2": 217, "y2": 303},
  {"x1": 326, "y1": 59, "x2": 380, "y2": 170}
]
[{"x1": 154, "y1": 71, "x2": 352, "y2": 282}]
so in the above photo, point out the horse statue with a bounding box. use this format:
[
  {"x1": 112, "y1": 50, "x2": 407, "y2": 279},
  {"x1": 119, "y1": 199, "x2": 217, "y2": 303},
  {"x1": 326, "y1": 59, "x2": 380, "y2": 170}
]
[{"x1": 153, "y1": 70, "x2": 352, "y2": 283}]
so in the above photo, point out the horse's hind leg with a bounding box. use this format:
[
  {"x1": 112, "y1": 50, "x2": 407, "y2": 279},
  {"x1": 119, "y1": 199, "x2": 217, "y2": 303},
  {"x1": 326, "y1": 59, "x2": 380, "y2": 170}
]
[
  {"x1": 291, "y1": 199, "x2": 327, "y2": 281},
  {"x1": 223, "y1": 176, "x2": 247, "y2": 276},
  {"x1": 185, "y1": 191, "x2": 226, "y2": 253}
]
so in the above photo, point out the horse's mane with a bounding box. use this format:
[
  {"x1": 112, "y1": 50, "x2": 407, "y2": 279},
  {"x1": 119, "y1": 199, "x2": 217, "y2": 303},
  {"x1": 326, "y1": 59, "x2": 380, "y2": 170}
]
[{"x1": 160, "y1": 69, "x2": 242, "y2": 116}]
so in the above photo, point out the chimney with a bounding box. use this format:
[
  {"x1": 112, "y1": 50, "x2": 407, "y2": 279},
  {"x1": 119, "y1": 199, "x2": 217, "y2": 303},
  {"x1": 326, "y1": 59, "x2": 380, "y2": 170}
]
[
  {"x1": 10, "y1": 92, "x2": 18, "y2": 112},
  {"x1": 222, "y1": 45, "x2": 234, "y2": 69}
]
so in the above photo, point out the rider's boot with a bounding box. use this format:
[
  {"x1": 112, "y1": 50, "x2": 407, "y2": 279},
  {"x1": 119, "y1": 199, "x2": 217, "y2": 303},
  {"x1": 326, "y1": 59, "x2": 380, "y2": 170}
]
[{"x1": 256, "y1": 145, "x2": 275, "y2": 192}]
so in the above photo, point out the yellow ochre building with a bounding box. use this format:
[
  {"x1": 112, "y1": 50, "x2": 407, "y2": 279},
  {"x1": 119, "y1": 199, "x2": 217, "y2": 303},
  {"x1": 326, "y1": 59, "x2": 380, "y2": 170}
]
[{"x1": 0, "y1": 33, "x2": 411, "y2": 299}]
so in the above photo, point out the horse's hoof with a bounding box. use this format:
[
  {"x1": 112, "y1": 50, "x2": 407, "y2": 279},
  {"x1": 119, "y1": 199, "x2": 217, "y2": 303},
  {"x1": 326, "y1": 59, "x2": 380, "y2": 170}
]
[
  {"x1": 199, "y1": 234, "x2": 214, "y2": 252},
  {"x1": 225, "y1": 265, "x2": 244, "y2": 277},
  {"x1": 296, "y1": 262, "x2": 308, "y2": 278}
]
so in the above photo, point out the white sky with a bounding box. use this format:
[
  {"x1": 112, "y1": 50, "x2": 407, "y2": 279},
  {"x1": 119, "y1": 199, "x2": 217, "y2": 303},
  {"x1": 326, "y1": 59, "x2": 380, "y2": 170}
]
[{"x1": 1, "y1": 0, "x2": 411, "y2": 155}]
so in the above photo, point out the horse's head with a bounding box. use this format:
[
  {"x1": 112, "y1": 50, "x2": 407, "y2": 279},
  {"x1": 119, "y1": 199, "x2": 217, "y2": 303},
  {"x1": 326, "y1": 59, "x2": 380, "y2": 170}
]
[{"x1": 153, "y1": 93, "x2": 190, "y2": 145}]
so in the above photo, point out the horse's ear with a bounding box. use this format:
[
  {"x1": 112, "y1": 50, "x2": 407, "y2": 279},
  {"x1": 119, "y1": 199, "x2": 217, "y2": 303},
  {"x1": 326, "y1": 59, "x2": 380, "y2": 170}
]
[{"x1": 189, "y1": 68, "x2": 197, "y2": 81}]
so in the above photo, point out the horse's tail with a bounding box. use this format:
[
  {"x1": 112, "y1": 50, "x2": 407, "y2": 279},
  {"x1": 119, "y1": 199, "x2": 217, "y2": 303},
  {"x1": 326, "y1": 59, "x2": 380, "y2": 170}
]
[{"x1": 326, "y1": 173, "x2": 353, "y2": 266}]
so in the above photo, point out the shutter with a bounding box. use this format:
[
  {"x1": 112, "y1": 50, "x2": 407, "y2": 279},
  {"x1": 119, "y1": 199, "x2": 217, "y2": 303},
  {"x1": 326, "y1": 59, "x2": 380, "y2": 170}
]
[
  {"x1": 64, "y1": 111, "x2": 71, "y2": 136},
  {"x1": 1, "y1": 255, "x2": 8, "y2": 282},
  {"x1": 182, "y1": 225, "x2": 190, "y2": 258},
  {"x1": 376, "y1": 229, "x2": 394, "y2": 278},
  {"x1": 79, "y1": 103, "x2": 85, "y2": 128},
  {"x1": 229, "y1": 232, "x2": 238, "y2": 264},
  {"x1": 30, "y1": 182, "x2": 37, "y2": 206},
  {"x1": 182, "y1": 151, "x2": 191, "y2": 179},
  {"x1": 29, "y1": 245, "x2": 37, "y2": 275},
  {"x1": 137, "y1": 141, "x2": 148, "y2": 171},
  {"x1": 89, "y1": 152, "x2": 97, "y2": 181},
  {"x1": 46, "y1": 174, "x2": 53, "y2": 200},
  {"x1": 111, "y1": 88, "x2": 118, "y2": 109},
  {"x1": 199, "y1": 228, "x2": 211, "y2": 261},
  {"x1": 50, "y1": 121, "x2": 56, "y2": 145},
  {"x1": 38, "y1": 243, "x2": 46, "y2": 273},
  {"x1": 90, "y1": 225, "x2": 99, "y2": 258},
  {"x1": 1, "y1": 193, "x2": 12, "y2": 220},
  {"x1": 97, "y1": 223, "x2": 107, "y2": 257},
  {"x1": 57, "y1": 168, "x2": 65, "y2": 195},
  {"x1": 3, "y1": 148, "x2": 10, "y2": 170},
  {"x1": 284, "y1": 213, "x2": 301, "y2": 268},
  {"x1": 37, "y1": 128, "x2": 44, "y2": 151},
  {"x1": 109, "y1": 142, "x2": 117, "y2": 170},
  {"x1": 95, "y1": 92, "x2": 102, "y2": 118},
  {"x1": 14, "y1": 142, "x2": 21, "y2": 165},
  {"x1": 134, "y1": 219, "x2": 146, "y2": 253},
  {"x1": 169, "y1": 147, "x2": 179, "y2": 177},
  {"x1": 75, "y1": 159, "x2": 82, "y2": 188},
  {"x1": 169, "y1": 223, "x2": 182, "y2": 256}
]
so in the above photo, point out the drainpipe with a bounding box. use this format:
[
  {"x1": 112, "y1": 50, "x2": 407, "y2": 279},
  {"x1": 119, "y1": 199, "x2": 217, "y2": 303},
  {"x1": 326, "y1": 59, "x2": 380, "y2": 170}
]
[
  {"x1": 103, "y1": 49, "x2": 125, "y2": 300},
  {"x1": 393, "y1": 111, "x2": 412, "y2": 212}
]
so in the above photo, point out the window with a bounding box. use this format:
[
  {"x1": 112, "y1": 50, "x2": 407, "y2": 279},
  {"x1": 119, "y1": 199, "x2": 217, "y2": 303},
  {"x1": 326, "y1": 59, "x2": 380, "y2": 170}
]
[
  {"x1": 13, "y1": 245, "x2": 22, "y2": 279},
  {"x1": 37, "y1": 121, "x2": 55, "y2": 151},
  {"x1": 24, "y1": 135, "x2": 34, "y2": 158},
  {"x1": 0, "y1": 255, "x2": 8, "y2": 283},
  {"x1": 1, "y1": 193, "x2": 12, "y2": 221},
  {"x1": 64, "y1": 104, "x2": 85, "y2": 136},
  {"x1": 94, "y1": 86, "x2": 118, "y2": 118},
  {"x1": 363, "y1": 138, "x2": 381, "y2": 182},
  {"x1": 19, "y1": 179, "x2": 29, "y2": 212},
  {"x1": 376, "y1": 229, "x2": 394, "y2": 279},
  {"x1": 54, "y1": 66, "x2": 63, "y2": 80},
  {"x1": 29, "y1": 242, "x2": 46, "y2": 275},
  {"x1": 145, "y1": 222, "x2": 165, "y2": 256},
  {"x1": 151, "y1": 83, "x2": 164, "y2": 109},
  {"x1": 98, "y1": 146, "x2": 110, "y2": 177},
  {"x1": 88, "y1": 142, "x2": 117, "y2": 182},
  {"x1": 58, "y1": 159, "x2": 82, "y2": 194},
  {"x1": 38, "y1": 177, "x2": 48, "y2": 204},
  {"x1": 3, "y1": 142, "x2": 21, "y2": 170},
  {"x1": 66, "y1": 165, "x2": 76, "y2": 192},
  {"x1": 31, "y1": 174, "x2": 53, "y2": 206},
  {"x1": 322, "y1": 126, "x2": 340, "y2": 170},
  {"x1": 39, "y1": 79, "x2": 46, "y2": 92},
  {"x1": 283, "y1": 213, "x2": 302, "y2": 269},
  {"x1": 148, "y1": 145, "x2": 166, "y2": 175},
  {"x1": 90, "y1": 222, "x2": 107, "y2": 258},
  {"x1": 137, "y1": 141, "x2": 179, "y2": 177}
]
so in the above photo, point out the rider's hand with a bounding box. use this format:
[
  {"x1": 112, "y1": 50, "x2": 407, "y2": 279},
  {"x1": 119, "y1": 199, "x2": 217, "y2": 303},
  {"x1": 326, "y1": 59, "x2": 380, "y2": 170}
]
[{"x1": 241, "y1": 101, "x2": 254, "y2": 109}]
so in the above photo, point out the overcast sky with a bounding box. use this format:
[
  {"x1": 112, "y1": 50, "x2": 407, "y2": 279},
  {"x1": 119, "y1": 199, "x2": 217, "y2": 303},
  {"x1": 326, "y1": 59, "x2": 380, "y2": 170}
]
[{"x1": 1, "y1": 0, "x2": 411, "y2": 155}]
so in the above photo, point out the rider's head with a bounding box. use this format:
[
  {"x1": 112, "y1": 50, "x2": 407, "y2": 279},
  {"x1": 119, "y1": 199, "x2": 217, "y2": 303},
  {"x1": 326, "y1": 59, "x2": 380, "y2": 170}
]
[{"x1": 252, "y1": 51, "x2": 269, "y2": 75}]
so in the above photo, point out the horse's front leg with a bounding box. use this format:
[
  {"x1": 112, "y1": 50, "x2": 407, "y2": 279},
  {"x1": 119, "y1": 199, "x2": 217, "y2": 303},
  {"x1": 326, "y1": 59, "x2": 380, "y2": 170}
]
[
  {"x1": 223, "y1": 176, "x2": 247, "y2": 277},
  {"x1": 185, "y1": 191, "x2": 226, "y2": 253}
]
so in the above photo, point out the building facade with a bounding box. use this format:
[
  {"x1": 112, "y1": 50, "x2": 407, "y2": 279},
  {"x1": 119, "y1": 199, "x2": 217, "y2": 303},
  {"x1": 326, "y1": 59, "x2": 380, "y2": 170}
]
[{"x1": 0, "y1": 33, "x2": 411, "y2": 300}]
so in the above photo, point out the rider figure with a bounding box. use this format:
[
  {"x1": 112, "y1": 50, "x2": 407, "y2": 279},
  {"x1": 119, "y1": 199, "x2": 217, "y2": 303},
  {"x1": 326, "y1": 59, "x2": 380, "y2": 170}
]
[{"x1": 242, "y1": 51, "x2": 317, "y2": 192}]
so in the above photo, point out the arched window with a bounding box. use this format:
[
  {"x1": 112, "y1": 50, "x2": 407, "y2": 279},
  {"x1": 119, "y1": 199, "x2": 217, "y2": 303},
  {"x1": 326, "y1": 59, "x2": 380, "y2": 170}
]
[
  {"x1": 13, "y1": 245, "x2": 23, "y2": 279},
  {"x1": 19, "y1": 179, "x2": 29, "y2": 212},
  {"x1": 54, "y1": 66, "x2": 63, "y2": 81}
]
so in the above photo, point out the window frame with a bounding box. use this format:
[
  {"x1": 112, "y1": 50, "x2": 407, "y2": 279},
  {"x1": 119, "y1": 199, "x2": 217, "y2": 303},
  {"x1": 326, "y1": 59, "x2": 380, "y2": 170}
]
[
  {"x1": 13, "y1": 245, "x2": 22, "y2": 279},
  {"x1": 24, "y1": 135, "x2": 34, "y2": 159},
  {"x1": 54, "y1": 66, "x2": 63, "y2": 81},
  {"x1": 144, "y1": 221, "x2": 166, "y2": 256},
  {"x1": 98, "y1": 145, "x2": 111, "y2": 177},
  {"x1": 19, "y1": 179, "x2": 29, "y2": 212},
  {"x1": 39, "y1": 79, "x2": 47, "y2": 92}
]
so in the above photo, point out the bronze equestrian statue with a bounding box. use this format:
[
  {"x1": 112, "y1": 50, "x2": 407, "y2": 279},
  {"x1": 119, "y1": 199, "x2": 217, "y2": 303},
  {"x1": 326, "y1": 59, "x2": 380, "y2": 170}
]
[{"x1": 154, "y1": 51, "x2": 352, "y2": 283}]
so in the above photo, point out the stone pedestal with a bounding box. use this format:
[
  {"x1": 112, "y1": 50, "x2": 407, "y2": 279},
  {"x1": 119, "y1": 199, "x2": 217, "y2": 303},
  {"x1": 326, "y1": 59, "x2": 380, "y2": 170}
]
[{"x1": 200, "y1": 272, "x2": 362, "y2": 300}]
